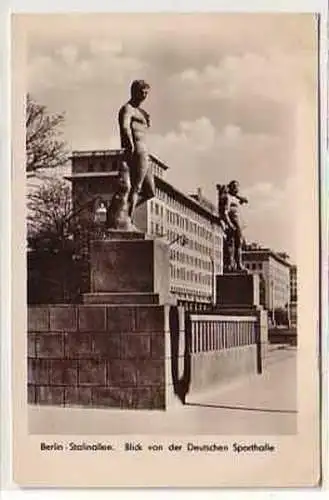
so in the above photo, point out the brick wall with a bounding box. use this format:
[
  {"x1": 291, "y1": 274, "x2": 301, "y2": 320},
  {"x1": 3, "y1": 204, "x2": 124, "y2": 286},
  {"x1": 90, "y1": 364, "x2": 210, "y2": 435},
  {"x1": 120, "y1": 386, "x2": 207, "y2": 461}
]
[
  {"x1": 28, "y1": 304, "x2": 266, "y2": 409},
  {"x1": 28, "y1": 304, "x2": 177, "y2": 410}
]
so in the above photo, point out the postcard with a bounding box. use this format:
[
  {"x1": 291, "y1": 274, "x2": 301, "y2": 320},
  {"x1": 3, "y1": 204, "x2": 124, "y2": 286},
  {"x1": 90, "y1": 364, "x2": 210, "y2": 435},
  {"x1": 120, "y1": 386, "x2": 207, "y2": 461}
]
[{"x1": 9, "y1": 7, "x2": 324, "y2": 488}]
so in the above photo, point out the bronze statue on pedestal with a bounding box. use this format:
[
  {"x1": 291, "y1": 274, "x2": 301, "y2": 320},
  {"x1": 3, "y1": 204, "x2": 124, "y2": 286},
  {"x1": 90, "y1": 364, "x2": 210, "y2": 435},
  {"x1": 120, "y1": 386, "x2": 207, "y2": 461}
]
[
  {"x1": 106, "y1": 80, "x2": 155, "y2": 231},
  {"x1": 217, "y1": 180, "x2": 248, "y2": 273}
]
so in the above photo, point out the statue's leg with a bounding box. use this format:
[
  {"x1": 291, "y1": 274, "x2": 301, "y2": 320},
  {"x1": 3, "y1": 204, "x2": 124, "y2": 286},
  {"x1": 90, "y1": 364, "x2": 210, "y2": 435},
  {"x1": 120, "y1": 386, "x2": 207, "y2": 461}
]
[
  {"x1": 137, "y1": 165, "x2": 155, "y2": 207},
  {"x1": 234, "y1": 226, "x2": 246, "y2": 270},
  {"x1": 226, "y1": 230, "x2": 235, "y2": 271},
  {"x1": 128, "y1": 152, "x2": 149, "y2": 218}
]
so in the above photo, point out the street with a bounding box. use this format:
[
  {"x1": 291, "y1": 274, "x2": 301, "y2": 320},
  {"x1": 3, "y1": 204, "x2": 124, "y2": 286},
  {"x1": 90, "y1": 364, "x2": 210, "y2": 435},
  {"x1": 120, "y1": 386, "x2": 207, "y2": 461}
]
[{"x1": 29, "y1": 346, "x2": 297, "y2": 436}]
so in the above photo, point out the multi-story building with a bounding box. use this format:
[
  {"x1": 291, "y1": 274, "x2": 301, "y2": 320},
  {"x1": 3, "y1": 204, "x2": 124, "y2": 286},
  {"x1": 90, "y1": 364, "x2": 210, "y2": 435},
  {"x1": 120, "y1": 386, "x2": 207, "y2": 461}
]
[
  {"x1": 289, "y1": 265, "x2": 297, "y2": 327},
  {"x1": 290, "y1": 265, "x2": 297, "y2": 302},
  {"x1": 242, "y1": 245, "x2": 291, "y2": 314},
  {"x1": 67, "y1": 150, "x2": 224, "y2": 307}
]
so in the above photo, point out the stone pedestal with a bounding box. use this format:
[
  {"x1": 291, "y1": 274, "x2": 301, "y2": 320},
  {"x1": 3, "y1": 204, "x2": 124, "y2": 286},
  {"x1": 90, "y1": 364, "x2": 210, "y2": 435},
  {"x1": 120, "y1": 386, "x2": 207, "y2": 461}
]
[
  {"x1": 215, "y1": 272, "x2": 268, "y2": 374},
  {"x1": 216, "y1": 272, "x2": 260, "y2": 308},
  {"x1": 63, "y1": 231, "x2": 180, "y2": 410},
  {"x1": 84, "y1": 231, "x2": 172, "y2": 306}
]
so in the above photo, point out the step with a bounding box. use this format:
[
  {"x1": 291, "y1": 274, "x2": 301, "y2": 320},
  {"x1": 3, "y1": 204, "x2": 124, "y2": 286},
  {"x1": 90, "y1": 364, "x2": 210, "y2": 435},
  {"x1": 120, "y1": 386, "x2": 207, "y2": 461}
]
[{"x1": 83, "y1": 292, "x2": 160, "y2": 305}]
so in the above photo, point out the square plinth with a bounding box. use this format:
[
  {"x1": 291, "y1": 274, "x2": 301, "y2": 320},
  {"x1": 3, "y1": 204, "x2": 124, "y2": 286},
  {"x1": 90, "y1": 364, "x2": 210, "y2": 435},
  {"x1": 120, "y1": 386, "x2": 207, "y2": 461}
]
[
  {"x1": 216, "y1": 273, "x2": 260, "y2": 307},
  {"x1": 90, "y1": 237, "x2": 170, "y2": 303}
]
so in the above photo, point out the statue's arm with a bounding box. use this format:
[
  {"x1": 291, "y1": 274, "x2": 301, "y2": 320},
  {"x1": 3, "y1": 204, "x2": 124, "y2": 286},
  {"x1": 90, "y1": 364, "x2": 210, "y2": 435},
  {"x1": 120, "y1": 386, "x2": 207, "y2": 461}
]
[
  {"x1": 222, "y1": 194, "x2": 235, "y2": 229},
  {"x1": 237, "y1": 194, "x2": 248, "y2": 204},
  {"x1": 118, "y1": 105, "x2": 135, "y2": 153}
]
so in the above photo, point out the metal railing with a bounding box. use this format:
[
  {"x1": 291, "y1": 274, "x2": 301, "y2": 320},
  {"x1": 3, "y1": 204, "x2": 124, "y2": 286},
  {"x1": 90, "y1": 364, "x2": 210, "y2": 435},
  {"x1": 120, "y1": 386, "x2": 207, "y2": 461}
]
[{"x1": 189, "y1": 314, "x2": 257, "y2": 354}]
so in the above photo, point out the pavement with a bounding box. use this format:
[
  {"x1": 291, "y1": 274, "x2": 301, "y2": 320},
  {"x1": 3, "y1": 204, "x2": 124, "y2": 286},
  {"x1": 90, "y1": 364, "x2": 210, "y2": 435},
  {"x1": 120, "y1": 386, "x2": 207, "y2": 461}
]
[{"x1": 29, "y1": 346, "x2": 297, "y2": 436}]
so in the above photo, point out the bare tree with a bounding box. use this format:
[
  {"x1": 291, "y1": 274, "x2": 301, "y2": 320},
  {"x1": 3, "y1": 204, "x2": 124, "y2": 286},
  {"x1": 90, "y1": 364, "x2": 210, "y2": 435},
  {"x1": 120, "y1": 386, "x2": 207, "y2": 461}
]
[
  {"x1": 27, "y1": 178, "x2": 76, "y2": 250},
  {"x1": 27, "y1": 177, "x2": 103, "y2": 252},
  {"x1": 26, "y1": 93, "x2": 68, "y2": 173}
]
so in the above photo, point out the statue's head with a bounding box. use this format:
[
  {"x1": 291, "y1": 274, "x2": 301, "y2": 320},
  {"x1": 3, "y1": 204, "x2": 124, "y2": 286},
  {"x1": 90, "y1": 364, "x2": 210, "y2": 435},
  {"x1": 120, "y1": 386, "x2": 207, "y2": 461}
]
[
  {"x1": 130, "y1": 79, "x2": 150, "y2": 103},
  {"x1": 228, "y1": 180, "x2": 239, "y2": 195}
]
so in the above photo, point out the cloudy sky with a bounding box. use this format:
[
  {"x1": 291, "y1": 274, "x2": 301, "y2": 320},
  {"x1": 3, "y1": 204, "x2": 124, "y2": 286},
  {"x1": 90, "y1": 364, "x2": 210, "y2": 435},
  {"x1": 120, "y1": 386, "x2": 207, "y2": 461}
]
[{"x1": 26, "y1": 13, "x2": 318, "y2": 261}]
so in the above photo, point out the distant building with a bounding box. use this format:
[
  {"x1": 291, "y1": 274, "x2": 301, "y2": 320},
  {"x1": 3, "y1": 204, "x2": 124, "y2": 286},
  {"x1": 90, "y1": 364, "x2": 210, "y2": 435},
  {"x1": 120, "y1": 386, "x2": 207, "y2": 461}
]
[
  {"x1": 290, "y1": 265, "x2": 297, "y2": 302},
  {"x1": 67, "y1": 150, "x2": 224, "y2": 307},
  {"x1": 289, "y1": 265, "x2": 297, "y2": 327},
  {"x1": 242, "y1": 245, "x2": 291, "y2": 314}
]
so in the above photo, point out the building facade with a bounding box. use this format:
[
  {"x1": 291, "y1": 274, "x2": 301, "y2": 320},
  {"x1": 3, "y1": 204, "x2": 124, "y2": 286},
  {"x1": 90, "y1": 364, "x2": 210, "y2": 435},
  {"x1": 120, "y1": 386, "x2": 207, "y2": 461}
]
[
  {"x1": 67, "y1": 150, "x2": 224, "y2": 307},
  {"x1": 242, "y1": 246, "x2": 291, "y2": 314},
  {"x1": 289, "y1": 265, "x2": 297, "y2": 327}
]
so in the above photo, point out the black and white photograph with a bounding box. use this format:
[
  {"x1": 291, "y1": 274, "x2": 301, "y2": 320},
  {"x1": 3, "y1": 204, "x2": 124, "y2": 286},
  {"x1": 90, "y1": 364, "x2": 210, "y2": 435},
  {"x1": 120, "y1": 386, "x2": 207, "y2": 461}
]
[{"x1": 9, "y1": 8, "x2": 323, "y2": 488}]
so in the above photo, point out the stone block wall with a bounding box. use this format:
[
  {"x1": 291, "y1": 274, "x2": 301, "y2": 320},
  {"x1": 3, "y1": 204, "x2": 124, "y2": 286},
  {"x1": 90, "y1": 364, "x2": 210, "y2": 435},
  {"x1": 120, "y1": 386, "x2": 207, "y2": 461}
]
[
  {"x1": 28, "y1": 305, "x2": 265, "y2": 409},
  {"x1": 28, "y1": 304, "x2": 178, "y2": 410}
]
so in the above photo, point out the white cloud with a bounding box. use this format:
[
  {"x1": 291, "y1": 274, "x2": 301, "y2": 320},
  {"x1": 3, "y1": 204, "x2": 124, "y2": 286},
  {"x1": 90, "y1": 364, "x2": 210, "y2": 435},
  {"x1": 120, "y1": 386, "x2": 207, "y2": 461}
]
[
  {"x1": 242, "y1": 175, "x2": 298, "y2": 259},
  {"x1": 56, "y1": 45, "x2": 79, "y2": 66},
  {"x1": 170, "y1": 50, "x2": 314, "y2": 105},
  {"x1": 89, "y1": 39, "x2": 123, "y2": 56},
  {"x1": 28, "y1": 41, "x2": 147, "y2": 93},
  {"x1": 223, "y1": 124, "x2": 241, "y2": 141},
  {"x1": 148, "y1": 117, "x2": 285, "y2": 211}
]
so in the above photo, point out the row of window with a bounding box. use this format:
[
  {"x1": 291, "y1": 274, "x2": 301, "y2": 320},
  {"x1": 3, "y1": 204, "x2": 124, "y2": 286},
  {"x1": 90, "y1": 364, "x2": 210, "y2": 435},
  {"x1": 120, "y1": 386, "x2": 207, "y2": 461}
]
[
  {"x1": 170, "y1": 287, "x2": 211, "y2": 301},
  {"x1": 150, "y1": 161, "x2": 164, "y2": 178},
  {"x1": 151, "y1": 188, "x2": 216, "y2": 228},
  {"x1": 245, "y1": 262, "x2": 290, "y2": 285},
  {"x1": 148, "y1": 224, "x2": 219, "y2": 262},
  {"x1": 166, "y1": 229, "x2": 214, "y2": 256},
  {"x1": 150, "y1": 201, "x2": 215, "y2": 242},
  {"x1": 170, "y1": 265, "x2": 213, "y2": 286},
  {"x1": 244, "y1": 262, "x2": 263, "y2": 271},
  {"x1": 150, "y1": 222, "x2": 165, "y2": 237},
  {"x1": 170, "y1": 249, "x2": 216, "y2": 272},
  {"x1": 86, "y1": 159, "x2": 113, "y2": 172}
]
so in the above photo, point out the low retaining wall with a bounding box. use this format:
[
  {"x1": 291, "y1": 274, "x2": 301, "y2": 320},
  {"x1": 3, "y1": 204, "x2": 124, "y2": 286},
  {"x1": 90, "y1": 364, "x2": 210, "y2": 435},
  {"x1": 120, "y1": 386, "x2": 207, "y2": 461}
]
[
  {"x1": 269, "y1": 328, "x2": 297, "y2": 346},
  {"x1": 28, "y1": 304, "x2": 181, "y2": 410},
  {"x1": 186, "y1": 314, "x2": 259, "y2": 395},
  {"x1": 28, "y1": 306, "x2": 263, "y2": 409}
]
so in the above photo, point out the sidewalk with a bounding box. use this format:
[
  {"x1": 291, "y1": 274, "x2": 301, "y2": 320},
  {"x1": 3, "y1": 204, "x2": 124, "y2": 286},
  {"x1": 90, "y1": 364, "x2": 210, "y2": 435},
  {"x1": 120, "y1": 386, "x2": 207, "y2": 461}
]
[{"x1": 29, "y1": 347, "x2": 297, "y2": 436}]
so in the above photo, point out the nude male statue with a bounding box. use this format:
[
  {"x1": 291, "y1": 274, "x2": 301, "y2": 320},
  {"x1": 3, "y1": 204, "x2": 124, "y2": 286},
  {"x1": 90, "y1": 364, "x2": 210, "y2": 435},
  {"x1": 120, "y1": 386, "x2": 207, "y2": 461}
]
[
  {"x1": 217, "y1": 180, "x2": 248, "y2": 272},
  {"x1": 118, "y1": 80, "x2": 155, "y2": 223}
]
